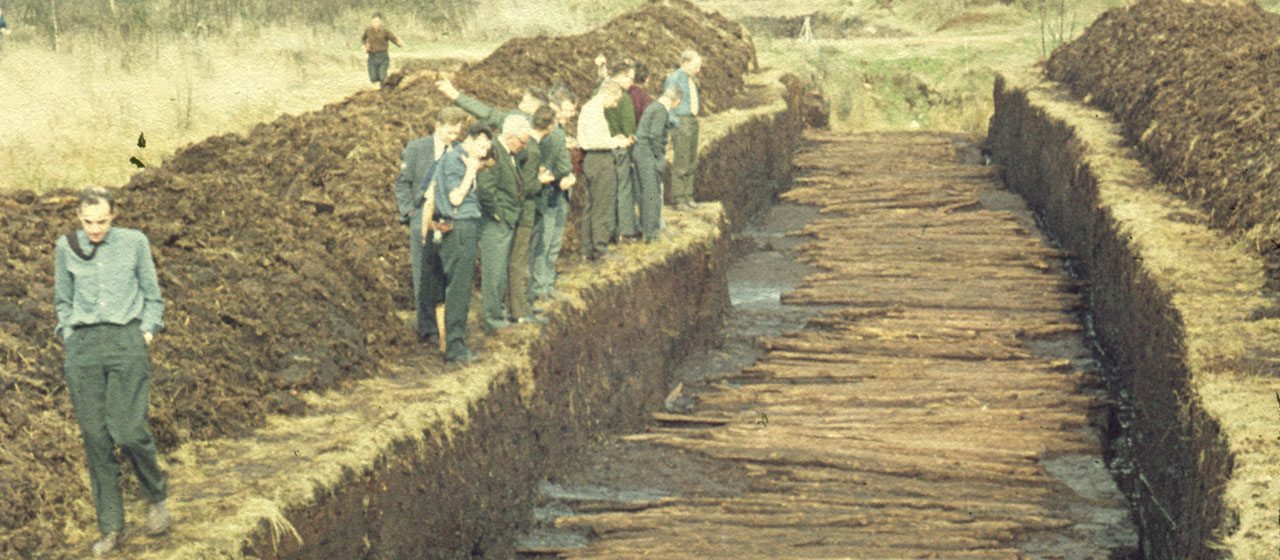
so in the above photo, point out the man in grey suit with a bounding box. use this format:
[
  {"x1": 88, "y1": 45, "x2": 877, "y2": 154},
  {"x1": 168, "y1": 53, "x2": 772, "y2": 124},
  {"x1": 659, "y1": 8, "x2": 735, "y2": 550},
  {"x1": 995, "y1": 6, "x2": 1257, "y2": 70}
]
[
  {"x1": 634, "y1": 84, "x2": 682, "y2": 243},
  {"x1": 393, "y1": 107, "x2": 469, "y2": 346}
]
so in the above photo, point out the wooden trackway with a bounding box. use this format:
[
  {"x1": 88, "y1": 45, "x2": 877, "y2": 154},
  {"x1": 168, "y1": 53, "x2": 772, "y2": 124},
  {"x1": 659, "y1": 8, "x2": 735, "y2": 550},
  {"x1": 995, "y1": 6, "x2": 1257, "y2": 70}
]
[{"x1": 548, "y1": 132, "x2": 1133, "y2": 558}]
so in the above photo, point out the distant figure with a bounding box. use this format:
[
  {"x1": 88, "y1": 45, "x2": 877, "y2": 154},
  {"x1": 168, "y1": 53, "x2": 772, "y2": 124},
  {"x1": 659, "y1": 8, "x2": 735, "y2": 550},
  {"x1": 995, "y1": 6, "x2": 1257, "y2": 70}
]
[
  {"x1": 800, "y1": 16, "x2": 814, "y2": 42},
  {"x1": 361, "y1": 13, "x2": 403, "y2": 86},
  {"x1": 54, "y1": 187, "x2": 171, "y2": 557},
  {"x1": 664, "y1": 50, "x2": 703, "y2": 210},
  {"x1": 634, "y1": 84, "x2": 682, "y2": 243}
]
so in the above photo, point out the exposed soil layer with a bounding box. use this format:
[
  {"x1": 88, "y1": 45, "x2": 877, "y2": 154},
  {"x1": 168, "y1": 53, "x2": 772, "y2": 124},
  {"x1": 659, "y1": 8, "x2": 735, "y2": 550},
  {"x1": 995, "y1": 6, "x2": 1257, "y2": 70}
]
[
  {"x1": 0, "y1": 1, "x2": 756, "y2": 556},
  {"x1": 990, "y1": 68, "x2": 1280, "y2": 560},
  {"x1": 1046, "y1": 0, "x2": 1280, "y2": 287},
  {"x1": 517, "y1": 131, "x2": 1137, "y2": 559}
]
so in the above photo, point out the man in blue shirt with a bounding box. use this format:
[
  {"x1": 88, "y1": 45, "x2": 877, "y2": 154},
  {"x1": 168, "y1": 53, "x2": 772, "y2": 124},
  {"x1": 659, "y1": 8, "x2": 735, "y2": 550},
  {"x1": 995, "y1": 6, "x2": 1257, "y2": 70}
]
[
  {"x1": 436, "y1": 124, "x2": 493, "y2": 364},
  {"x1": 393, "y1": 107, "x2": 468, "y2": 349},
  {"x1": 54, "y1": 187, "x2": 170, "y2": 556},
  {"x1": 663, "y1": 50, "x2": 703, "y2": 210}
]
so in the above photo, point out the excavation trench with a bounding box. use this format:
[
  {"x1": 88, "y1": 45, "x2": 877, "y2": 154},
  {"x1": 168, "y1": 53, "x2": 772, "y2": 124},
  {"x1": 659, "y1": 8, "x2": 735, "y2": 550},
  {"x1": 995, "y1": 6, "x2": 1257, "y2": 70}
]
[{"x1": 510, "y1": 131, "x2": 1139, "y2": 559}]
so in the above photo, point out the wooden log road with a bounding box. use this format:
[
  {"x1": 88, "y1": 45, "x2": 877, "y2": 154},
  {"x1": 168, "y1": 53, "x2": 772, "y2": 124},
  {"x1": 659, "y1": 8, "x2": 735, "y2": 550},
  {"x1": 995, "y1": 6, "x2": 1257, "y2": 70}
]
[{"x1": 548, "y1": 132, "x2": 1134, "y2": 558}]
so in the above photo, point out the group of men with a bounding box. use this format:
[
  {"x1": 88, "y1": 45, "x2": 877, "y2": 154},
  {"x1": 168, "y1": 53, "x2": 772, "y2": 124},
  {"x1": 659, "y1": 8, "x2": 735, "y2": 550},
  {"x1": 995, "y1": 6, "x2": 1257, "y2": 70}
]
[
  {"x1": 48, "y1": 39, "x2": 703, "y2": 559},
  {"x1": 393, "y1": 49, "x2": 705, "y2": 364}
]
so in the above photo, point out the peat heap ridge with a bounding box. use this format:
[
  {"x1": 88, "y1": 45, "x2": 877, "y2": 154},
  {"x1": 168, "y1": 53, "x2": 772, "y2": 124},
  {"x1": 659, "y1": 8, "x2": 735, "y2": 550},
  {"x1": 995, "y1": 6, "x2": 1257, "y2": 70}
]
[
  {"x1": 1046, "y1": 0, "x2": 1280, "y2": 286},
  {"x1": 0, "y1": 1, "x2": 754, "y2": 556}
]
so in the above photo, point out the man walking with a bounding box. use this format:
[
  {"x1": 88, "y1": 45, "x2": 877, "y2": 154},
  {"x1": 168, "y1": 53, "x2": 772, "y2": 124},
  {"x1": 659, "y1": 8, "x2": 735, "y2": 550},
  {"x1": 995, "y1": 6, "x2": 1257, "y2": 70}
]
[
  {"x1": 393, "y1": 107, "x2": 468, "y2": 349},
  {"x1": 529, "y1": 86, "x2": 577, "y2": 300},
  {"x1": 436, "y1": 125, "x2": 493, "y2": 364},
  {"x1": 54, "y1": 187, "x2": 171, "y2": 557},
  {"x1": 664, "y1": 50, "x2": 702, "y2": 210},
  {"x1": 361, "y1": 13, "x2": 403, "y2": 86},
  {"x1": 578, "y1": 82, "x2": 632, "y2": 260},
  {"x1": 477, "y1": 115, "x2": 534, "y2": 331},
  {"x1": 634, "y1": 84, "x2": 681, "y2": 243}
]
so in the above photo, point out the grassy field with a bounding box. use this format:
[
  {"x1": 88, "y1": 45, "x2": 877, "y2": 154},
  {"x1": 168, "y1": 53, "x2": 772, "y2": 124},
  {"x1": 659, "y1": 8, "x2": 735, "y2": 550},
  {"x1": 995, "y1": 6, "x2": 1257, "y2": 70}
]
[
  {"x1": 0, "y1": 0, "x2": 641, "y2": 193},
  {"x1": 737, "y1": 0, "x2": 1125, "y2": 135}
]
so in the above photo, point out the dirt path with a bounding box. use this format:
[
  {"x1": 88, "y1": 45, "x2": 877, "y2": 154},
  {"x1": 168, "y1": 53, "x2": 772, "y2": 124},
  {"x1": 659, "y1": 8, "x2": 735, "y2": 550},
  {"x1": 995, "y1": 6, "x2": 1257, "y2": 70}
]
[{"x1": 521, "y1": 131, "x2": 1137, "y2": 558}]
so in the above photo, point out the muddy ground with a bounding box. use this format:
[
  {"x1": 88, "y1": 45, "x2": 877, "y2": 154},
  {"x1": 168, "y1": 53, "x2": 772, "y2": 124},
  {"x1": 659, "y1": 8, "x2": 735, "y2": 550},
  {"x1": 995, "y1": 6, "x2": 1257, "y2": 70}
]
[{"x1": 513, "y1": 134, "x2": 1138, "y2": 558}]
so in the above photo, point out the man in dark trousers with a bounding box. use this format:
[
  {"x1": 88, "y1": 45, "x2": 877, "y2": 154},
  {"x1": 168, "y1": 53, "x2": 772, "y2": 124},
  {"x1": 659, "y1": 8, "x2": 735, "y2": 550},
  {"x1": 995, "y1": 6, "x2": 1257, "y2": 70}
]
[
  {"x1": 508, "y1": 106, "x2": 556, "y2": 325},
  {"x1": 664, "y1": 50, "x2": 702, "y2": 210},
  {"x1": 393, "y1": 107, "x2": 468, "y2": 349},
  {"x1": 634, "y1": 84, "x2": 682, "y2": 243},
  {"x1": 477, "y1": 115, "x2": 534, "y2": 331},
  {"x1": 436, "y1": 125, "x2": 493, "y2": 364},
  {"x1": 529, "y1": 86, "x2": 577, "y2": 301},
  {"x1": 603, "y1": 60, "x2": 641, "y2": 240},
  {"x1": 577, "y1": 82, "x2": 632, "y2": 260},
  {"x1": 54, "y1": 187, "x2": 171, "y2": 557},
  {"x1": 361, "y1": 13, "x2": 403, "y2": 86}
]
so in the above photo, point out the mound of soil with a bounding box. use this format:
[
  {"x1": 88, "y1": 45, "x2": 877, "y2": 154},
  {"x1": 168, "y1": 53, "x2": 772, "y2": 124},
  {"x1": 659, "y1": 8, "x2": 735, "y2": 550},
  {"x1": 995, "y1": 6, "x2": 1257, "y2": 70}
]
[
  {"x1": 1045, "y1": 0, "x2": 1280, "y2": 283},
  {"x1": 0, "y1": 1, "x2": 754, "y2": 556}
]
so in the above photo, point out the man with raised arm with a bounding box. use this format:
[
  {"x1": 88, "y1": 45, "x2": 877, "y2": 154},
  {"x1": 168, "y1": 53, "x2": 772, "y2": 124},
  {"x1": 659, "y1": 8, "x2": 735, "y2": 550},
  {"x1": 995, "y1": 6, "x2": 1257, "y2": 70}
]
[
  {"x1": 436, "y1": 78, "x2": 548, "y2": 132},
  {"x1": 54, "y1": 187, "x2": 171, "y2": 557}
]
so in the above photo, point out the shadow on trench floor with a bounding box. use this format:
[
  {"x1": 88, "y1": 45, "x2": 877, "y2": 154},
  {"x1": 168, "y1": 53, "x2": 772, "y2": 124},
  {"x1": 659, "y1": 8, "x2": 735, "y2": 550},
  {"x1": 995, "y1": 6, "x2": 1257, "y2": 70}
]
[{"x1": 514, "y1": 201, "x2": 827, "y2": 557}]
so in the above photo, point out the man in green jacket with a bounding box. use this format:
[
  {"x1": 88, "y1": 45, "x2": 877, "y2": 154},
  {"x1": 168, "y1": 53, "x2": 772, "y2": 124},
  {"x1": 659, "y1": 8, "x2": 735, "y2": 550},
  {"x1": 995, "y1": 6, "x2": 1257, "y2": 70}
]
[
  {"x1": 477, "y1": 115, "x2": 534, "y2": 331},
  {"x1": 603, "y1": 60, "x2": 641, "y2": 240},
  {"x1": 507, "y1": 106, "x2": 557, "y2": 325},
  {"x1": 530, "y1": 87, "x2": 578, "y2": 300},
  {"x1": 54, "y1": 187, "x2": 171, "y2": 556}
]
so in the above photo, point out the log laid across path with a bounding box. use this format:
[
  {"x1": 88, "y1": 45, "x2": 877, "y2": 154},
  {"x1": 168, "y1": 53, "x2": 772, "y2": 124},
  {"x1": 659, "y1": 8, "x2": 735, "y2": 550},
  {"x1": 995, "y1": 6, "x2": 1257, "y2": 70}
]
[{"x1": 549, "y1": 131, "x2": 1136, "y2": 558}]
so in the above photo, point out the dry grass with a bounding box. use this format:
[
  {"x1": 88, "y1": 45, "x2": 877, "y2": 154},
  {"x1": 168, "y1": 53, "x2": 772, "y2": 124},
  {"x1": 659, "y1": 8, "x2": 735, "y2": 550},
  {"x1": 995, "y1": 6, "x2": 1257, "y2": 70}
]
[
  {"x1": 0, "y1": 0, "x2": 645, "y2": 195},
  {"x1": 0, "y1": 28, "x2": 374, "y2": 193}
]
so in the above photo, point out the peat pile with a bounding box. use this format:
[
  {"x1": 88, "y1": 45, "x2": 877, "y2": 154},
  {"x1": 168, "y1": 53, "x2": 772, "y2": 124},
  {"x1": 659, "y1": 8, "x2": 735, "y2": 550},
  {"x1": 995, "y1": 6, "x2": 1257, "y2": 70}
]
[
  {"x1": 0, "y1": 0, "x2": 753, "y2": 556},
  {"x1": 1045, "y1": 0, "x2": 1280, "y2": 283}
]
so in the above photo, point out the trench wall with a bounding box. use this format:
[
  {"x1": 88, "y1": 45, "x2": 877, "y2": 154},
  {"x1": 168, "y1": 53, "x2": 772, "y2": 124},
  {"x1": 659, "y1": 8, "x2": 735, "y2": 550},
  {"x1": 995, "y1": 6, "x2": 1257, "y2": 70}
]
[
  {"x1": 136, "y1": 73, "x2": 802, "y2": 560},
  {"x1": 989, "y1": 69, "x2": 1280, "y2": 560}
]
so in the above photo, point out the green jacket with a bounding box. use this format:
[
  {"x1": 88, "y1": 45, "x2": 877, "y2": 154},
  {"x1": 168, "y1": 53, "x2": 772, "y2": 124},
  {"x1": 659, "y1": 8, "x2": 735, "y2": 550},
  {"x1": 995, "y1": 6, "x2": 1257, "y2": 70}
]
[
  {"x1": 605, "y1": 94, "x2": 637, "y2": 137},
  {"x1": 477, "y1": 141, "x2": 523, "y2": 227},
  {"x1": 519, "y1": 140, "x2": 543, "y2": 203},
  {"x1": 540, "y1": 126, "x2": 573, "y2": 179}
]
